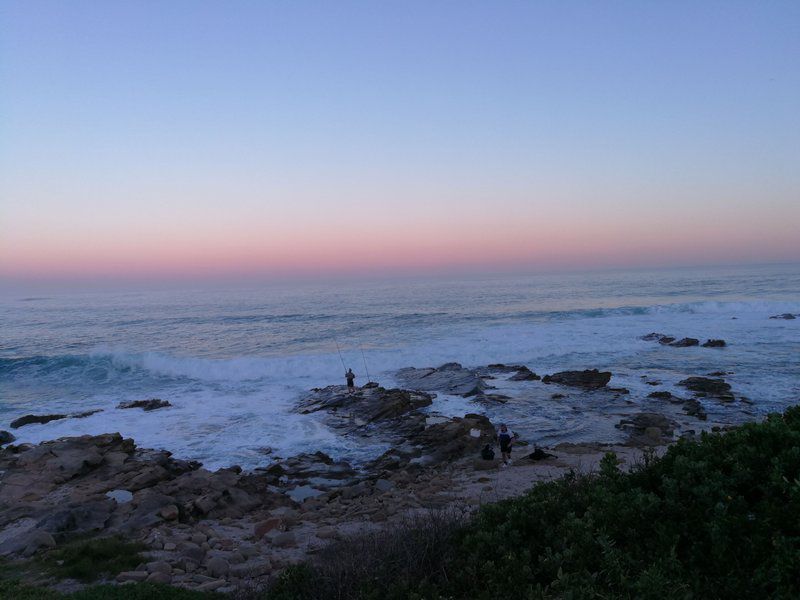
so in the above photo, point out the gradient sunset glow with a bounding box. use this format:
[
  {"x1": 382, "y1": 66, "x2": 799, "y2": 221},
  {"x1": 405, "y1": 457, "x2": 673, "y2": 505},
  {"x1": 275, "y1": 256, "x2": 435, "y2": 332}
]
[{"x1": 2, "y1": 2, "x2": 799, "y2": 286}]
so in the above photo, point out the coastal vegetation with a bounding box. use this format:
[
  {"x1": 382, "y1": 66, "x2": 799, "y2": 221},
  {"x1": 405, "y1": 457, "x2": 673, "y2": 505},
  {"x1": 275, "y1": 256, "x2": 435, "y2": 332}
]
[{"x1": 267, "y1": 407, "x2": 800, "y2": 599}]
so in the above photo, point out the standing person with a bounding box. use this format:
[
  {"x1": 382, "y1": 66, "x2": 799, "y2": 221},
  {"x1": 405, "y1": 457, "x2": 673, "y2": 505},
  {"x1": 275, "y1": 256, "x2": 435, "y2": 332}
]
[
  {"x1": 345, "y1": 368, "x2": 356, "y2": 394},
  {"x1": 498, "y1": 424, "x2": 515, "y2": 466}
]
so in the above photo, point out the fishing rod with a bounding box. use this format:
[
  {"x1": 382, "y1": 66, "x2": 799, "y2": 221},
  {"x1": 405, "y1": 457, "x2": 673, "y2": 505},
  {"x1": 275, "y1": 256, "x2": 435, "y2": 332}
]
[
  {"x1": 359, "y1": 344, "x2": 371, "y2": 383},
  {"x1": 334, "y1": 339, "x2": 347, "y2": 372}
]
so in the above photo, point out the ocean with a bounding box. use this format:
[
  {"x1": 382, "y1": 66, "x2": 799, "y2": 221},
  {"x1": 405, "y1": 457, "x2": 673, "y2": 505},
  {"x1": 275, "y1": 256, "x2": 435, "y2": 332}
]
[{"x1": 2, "y1": 263, "x2": 799, "y2": 469}]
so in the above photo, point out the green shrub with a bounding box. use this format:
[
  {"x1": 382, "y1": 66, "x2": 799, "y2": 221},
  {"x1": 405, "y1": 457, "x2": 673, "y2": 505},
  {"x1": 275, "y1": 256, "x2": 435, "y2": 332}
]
[{"x1": 42, "y1": 536, "x2": 147, "y2": 582}]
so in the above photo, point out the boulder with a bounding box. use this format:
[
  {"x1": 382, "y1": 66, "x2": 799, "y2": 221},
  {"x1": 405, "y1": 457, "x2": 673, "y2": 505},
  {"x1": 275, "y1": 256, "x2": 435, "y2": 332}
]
[
  {"x1": 640, "y1": 332, "x2": 667, "y2": 341},
  {"x1": 205, "y1": 556, "x2": 230, "y2": 578},
  {"x1": 508, "y1": 366, "x2": 541, "y2": 381},
  {"x1": 0, "y1": 430, "x2": 15, "y2": 445},
  {"x1": 769, "y1": 313, "x2": 796, "y2": 320},
  {"x1": 542, "y1": 369, "x2": 612, "y2": 390},
  {"x1": 116, "y1": 399, "x2": 171, "y2": 411},
  {"x1": 702, "y1": 339, "x2": 727, "y2": 347},
  {"x1": 678, "y1": 377, "x2": 734, "y2": 401}
]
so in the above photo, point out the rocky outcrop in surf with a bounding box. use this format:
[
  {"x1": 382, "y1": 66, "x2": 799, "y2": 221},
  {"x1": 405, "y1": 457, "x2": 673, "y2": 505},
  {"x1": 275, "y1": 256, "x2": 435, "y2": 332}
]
[
  {"x1": 679, "y1": 376, "x2": 735, "y2": 402},
  {"x1": 542, "y1": 369, "x2": 612, "y2": 390},
  {"x1": 10, "y1": 409, "x2": 103, "y2": 429},
  {"x1": 117, "y1": 399, "x2": 172, "y2": 411},
  {"x1": 395, "y1": 362, "x2": 487, "y2": 396},
  {"x1": 641, "y1": 333, "x2": 726, "y2": 348}
]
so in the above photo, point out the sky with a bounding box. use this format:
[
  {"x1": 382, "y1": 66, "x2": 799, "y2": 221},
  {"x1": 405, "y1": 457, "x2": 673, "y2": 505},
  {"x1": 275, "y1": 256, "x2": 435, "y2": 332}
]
[{"x1": 1, "y1": 1, "x2": 799, "y2": 287}]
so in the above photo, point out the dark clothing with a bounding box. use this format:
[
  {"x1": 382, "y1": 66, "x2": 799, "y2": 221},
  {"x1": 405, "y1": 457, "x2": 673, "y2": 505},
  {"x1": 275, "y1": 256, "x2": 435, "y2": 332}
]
[
  {"x1": 346, "y1": 371, "x2": 355, "y2": 388},
  {"x1": 499, "y1": 432, "x2": 513, "y2": 454}
]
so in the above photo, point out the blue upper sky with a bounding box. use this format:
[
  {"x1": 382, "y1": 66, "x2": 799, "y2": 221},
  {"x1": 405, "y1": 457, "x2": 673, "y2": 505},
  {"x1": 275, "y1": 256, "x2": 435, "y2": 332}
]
[{"x1": 2, "y1": 1, "x2": 799, "y2": 285}]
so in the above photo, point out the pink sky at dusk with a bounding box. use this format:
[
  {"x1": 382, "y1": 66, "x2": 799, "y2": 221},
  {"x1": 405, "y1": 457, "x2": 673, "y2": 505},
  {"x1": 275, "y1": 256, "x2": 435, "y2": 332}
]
[{"x1": 2, "y1": 2, "x2": 799, "y2": 286}]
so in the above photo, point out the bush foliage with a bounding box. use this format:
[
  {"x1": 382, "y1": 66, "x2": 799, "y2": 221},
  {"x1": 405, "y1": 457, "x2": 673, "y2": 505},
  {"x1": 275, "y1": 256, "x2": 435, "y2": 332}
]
[{"x1": 268, "y1": 407, "x2": 800, "y2": 599}]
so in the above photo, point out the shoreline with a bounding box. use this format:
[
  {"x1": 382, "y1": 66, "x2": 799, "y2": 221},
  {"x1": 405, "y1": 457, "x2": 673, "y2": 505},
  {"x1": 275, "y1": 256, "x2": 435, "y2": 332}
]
[{"x1": 0, "y1": 361, "x2": 750, "y2": 594}]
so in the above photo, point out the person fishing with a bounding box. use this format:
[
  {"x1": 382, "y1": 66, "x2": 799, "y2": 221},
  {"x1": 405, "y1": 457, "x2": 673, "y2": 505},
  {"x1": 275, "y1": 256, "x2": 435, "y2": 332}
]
[{"x1": 345, "y1": 368, "x2": 356, "y2": 394}]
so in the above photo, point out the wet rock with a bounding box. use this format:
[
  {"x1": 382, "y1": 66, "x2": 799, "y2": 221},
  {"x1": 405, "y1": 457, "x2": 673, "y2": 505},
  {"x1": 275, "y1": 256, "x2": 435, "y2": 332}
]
[
  {"x1": 770, "y1": 313, "x2": 796, "y2": 320},
  {"x1": 542, "y1": 369, "x2": 612, "y2": 390},
  {"x1": 551, "y1": 393, "x2": 565, "y2": 399},
  {"x1": 702, "y1": 339, "x2": 726, "y2": 347},
  {"x1": 395, "y1": 363, "x2": 486, "y2": 396},
  {"x1": 640, "y1": 332, "x2": 667, "y2": 341},
  {"x1": 10, "y1": 414, "x2": 67, "y2": 429},
  {"x1": 658, "y1": 336, "x2": 676, "y2": 345},
  {"x1": 683, "y1": 399, "x2": 707, "y2": 420},
  {"x1": 0, "y1": 431, "x2": 15, "y2": 445},
  {"x1": 670, "y1": 338, "x2": 699, "y2": 347},
  {"x1": 117, "y1": 399, "x2": 172, "y2": 411},
  {"x1": 679, "y1": 377, "x2": 734, "y2": 401},
  {"x1": 508, "y1": 366, "x2": 541, "y2": 381},
  {"x1": 647, "y1": 391, "x2": 676, "y2": 401},
  {"x1": 608, "y1": 387, "x2": 630, "y2": 394}
]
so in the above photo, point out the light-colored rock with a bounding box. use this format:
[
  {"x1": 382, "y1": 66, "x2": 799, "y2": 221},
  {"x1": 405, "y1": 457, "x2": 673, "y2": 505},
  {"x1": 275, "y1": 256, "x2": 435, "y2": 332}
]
[{"x1": 105, "y1": 489, "x2": 133, "y2": 504}]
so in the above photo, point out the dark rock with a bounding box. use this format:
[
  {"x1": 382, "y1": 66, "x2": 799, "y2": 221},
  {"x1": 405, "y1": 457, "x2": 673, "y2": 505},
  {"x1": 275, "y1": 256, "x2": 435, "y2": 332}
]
[
  {"x1": 527, "y1": 448, "x2": 556, "y2": 461},
  {"x1": 0, "y1": 431, "x2": 15, "y2": 445},
  {"x1": 640, "y1": 332, "x2": 667, "y2": 341},
  {"x1": 73, "y1": 409, "x2": 103, "y2": 419},
  {"x1": 542, "y1": 369, "x2": 612, "y2": 390},
  {"x1": 608, "y1": 387, "x2": 629, "y2": 394},
  {"x1": 10, "y1": 414, "x2": 67, "y2": 429},
  {"x1": 683, "y1": 399, "x2": 708, "y2": 420},
  {"x1": 770, "y1": 313, "x2": 796, "y2": 320},
  {"x1": 551, "y1": 393, "x2": 565, "y2": 399},
  {"x1": 670, "y1": 338, "x2": 699, "y2": 347},
  {"x1": 702, "y1": 339, "x2": 726, "y2": 347},
  {"x1": 647, "y1": 391, "x2": 674, "y2": 400},
  {"x1": 617, "y1": 413, "x2": 678, "y2": 446},
  {"x1": 508, "y1": 366, "x2": 541, "y2": 381},
  {"x1": 658, "y1": 336, "x2": 676, "y2": 345},
  {"x1": 362, "y1": 381, "x2": 380, "y2": 389},
  {"x1": 117, "y1": 399, "x2": 172, "y2": 411},
  {"x1": 678, "y1": 377, "x2": 734, "y2": 401}
]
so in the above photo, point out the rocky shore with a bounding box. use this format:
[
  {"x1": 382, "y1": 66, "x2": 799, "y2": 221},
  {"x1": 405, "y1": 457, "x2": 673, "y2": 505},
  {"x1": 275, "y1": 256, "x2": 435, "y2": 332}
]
[{"x1": 0, "y1": 358, "x2": 751, "y2": 594}]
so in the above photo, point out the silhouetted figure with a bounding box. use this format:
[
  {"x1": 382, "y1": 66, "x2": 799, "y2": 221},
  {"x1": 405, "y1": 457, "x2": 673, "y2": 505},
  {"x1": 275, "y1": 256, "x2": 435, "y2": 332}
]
[{"x1": 345, "y1": 368, "x2": 356, "y2": 394}]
